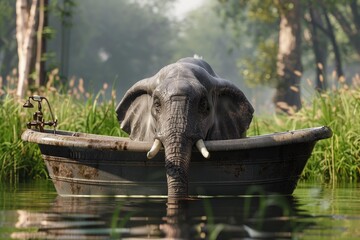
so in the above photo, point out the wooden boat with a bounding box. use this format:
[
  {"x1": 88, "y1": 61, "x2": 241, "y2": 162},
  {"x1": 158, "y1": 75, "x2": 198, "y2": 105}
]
[{"x1": 21, "y1": 126, "x2": 332, "y2": 197}]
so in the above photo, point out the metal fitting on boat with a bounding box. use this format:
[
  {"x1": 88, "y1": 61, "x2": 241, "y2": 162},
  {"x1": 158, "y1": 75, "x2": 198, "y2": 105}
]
[{"x1": 23, "y1": 95, "x2": 58, "y2": 133}]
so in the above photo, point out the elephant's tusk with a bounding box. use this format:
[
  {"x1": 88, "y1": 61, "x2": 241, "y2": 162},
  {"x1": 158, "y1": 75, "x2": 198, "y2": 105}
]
[
  {"x1": 147, "y1": 139, "x2": 162, "y2": 159},
  {"x1": 196, "y1": 139, "x2": 210, "y2": 159}
]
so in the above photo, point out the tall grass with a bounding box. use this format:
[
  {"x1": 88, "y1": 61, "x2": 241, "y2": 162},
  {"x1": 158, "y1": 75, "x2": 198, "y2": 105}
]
[
  {"x1": 252, "y1": 80, "x2": 360, "y2": 183},
  {"x1": 1, "y1": 70, "x2": 359, "y2": 183},
  {"x1": 0, "y1": 72, "x2": 127, "y2": 183}
]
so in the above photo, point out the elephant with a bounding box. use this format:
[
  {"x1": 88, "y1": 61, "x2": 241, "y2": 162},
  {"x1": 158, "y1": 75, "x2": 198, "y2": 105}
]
[{"x1": 116, "y1": 57, "x2": 254, "y2": 198}]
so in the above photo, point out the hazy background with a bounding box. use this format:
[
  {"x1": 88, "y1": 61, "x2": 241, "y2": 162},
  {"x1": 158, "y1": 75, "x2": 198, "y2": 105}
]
[
  {"x1": 1, "y1": 0, "x2": 359, "y2": 114},
  {"x1": 46, "y1": 0, "x2": 272, "y2": 112}
]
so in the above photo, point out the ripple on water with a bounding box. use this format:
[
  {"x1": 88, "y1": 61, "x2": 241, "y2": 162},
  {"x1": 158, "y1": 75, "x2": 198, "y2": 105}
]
[{"x1": 0, "y1": 180, "x2": 359, "y2": 239}]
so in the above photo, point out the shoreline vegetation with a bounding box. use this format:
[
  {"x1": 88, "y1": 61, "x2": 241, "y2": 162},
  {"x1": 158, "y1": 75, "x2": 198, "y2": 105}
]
[{"x1": 1, "y1": 72, "x2": 359, "y2": 184}]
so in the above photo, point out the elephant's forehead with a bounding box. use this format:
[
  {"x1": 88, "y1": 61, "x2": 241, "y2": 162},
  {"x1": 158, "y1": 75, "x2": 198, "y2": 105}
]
[
  {"x1": 162, "y1": 78, "x2": 204, "y2": 96},
  {"x1": 162, "y1": 79, "x2": 188, "y2": 93},
  {"x1": 160, "y1": 63, "x2": 193, "y2": 77},
  {"x1": 154, "y1": 63, "x2": 206, "y2": 96},
  {"x1": 162, "y1": 64, "x2": 194, "y2": 79}
]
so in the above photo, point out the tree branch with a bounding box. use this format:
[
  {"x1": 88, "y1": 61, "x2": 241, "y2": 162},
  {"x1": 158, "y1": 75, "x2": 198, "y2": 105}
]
[
  {"x1": 350, "y1": 0, "x2": 360, "y2": 32},
  {"x1": 330, "y1": 5, "x2": 354, "y2": 37},
  {"x1": 309, "y1": 4, "x2": 327, "y2": 91},
  {"x1": 323, "y1": 7, "x2": 344, "y2": 79},
  {"x1": 304, "y1": 15, "x2": 331, "y2": 38}
]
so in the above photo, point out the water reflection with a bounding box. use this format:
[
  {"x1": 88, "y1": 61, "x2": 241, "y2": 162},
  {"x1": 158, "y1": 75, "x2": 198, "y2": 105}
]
[
  {"x1": 9, "y1": 194, "x2": 311, "y2": 239},
  {"x1": 2, "y1": 181, "x2": 360, "y2": 239}
]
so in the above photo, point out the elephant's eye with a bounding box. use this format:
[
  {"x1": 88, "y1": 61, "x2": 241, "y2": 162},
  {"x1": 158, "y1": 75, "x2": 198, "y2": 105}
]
[
  {"x1": 153, "y1": 97, "x2": 162, "y2": 114},
  {"x1": 199, "y1": 97, "x2": 209, "y2": 115}
]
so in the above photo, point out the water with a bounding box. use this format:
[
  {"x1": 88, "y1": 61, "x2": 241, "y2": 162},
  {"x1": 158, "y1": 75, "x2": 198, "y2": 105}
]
[{"x1": 1, "y1": 180, "x2": 359, "y2": 239}]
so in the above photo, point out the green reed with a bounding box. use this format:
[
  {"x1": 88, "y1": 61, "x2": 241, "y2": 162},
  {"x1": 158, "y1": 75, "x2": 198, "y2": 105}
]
[
  {"x1": 0, "y1": 75, "x2": 127, "y2": 183},
  {"x1": 0, "y1": 94, "x2": 44, "y2": 183},
  {"x1": 1, "y1": 69, "x2": 359, "y2": 183},
  {"x1": 252, "y1": 84, "x2": 360, "y2": 183}
]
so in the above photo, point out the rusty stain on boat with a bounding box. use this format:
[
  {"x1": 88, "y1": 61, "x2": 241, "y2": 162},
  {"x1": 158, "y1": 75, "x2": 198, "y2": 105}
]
[
  {"x1": 78, "y1": 165, "x2": 99, "y2": 179},
  {"x1": 113, "y1": 141, "x2": 128, "y2": 151},
  {"x1": 51, "y1": 160, "x2": 73, "y2": 178},
  {"x1": 51, "y1": 162, "x2": 59, "y2": 176},
  {"x1": 60, "y1": 163, "x2": 73, "y2": 178},
  {"x1": 70, "y1": 181, "x2": 81, "y2": 195},
  {"x1": 21, "y1": 126, "x2": 333, "y2": 196}
]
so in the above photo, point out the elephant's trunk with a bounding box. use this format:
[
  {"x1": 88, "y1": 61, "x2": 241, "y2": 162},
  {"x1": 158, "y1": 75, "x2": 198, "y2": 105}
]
[
  {"x1": 160, "y1": 96, "x2": 193, "y2": 198},
  {"x1": 152, "y1": 96, "x2": 209, "y2": 198},
  {"x1": 163, "y1": 138, "x2": 192, "y2": 198}
]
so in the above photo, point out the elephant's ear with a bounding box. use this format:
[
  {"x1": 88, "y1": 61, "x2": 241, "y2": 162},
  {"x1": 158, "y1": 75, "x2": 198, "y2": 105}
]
[
  {"x1": 116, "y1": 78, "x2": 156, "y2": 141},
  {"x1": 209, "y1": 80, "x2": 254, "y2": 140}
]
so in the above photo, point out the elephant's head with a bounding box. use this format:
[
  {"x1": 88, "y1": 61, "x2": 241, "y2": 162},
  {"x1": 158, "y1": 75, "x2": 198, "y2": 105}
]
[{"x1": 116, "y1": 57, "x2": 254, "y2": 198}]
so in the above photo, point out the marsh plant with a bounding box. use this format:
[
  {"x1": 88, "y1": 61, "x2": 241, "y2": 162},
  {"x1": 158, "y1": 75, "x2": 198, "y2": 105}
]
[
  {"x1": 252, "y1": 74, "x2": 360, "y2": 183},
  {"x1": 0, "y1": 70, "x2": 126, "y2": 183},
  {"x1": 0, "y1": 70, "x2": 359, "y2": 183}
]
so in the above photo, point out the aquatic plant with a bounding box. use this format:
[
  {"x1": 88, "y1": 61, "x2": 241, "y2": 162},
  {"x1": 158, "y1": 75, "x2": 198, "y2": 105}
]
[
  {"x1": 252, "y1": 77, "x2": 360, "y2": 183},
  {"x1": 0, "y1": 71, "x2": 126, "y2": 183},
  {"x1": 1, "y1": 69, "x2": 359, "y2": 183}
]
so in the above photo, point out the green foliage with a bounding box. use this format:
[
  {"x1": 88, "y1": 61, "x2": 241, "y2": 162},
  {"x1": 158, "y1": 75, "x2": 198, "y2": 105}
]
[
  {"x1": 216, "y1": 0, "x2": 280, "y2": 88},
  {"x1": 48, "y1": 0, "x2": 177, "y2": 97},
  {"x1": 0, "y1": 0, "x2": 14, "y2": 33},
  {"x1": 0, "y1": 78, "x2": 127, "y2": 183},
  {"x1": 0, "y1": 0, "x2": 16, "y2": 77},
  {"x1": 218, "y1": 0, "x2": 279, "y2": 23},
  {"x1": 55, "y1": 90, "x2": 123, "y2": 136},
  {"x1": 218, "y1": 0, "x2": 360, "y2": 92},
  {"x1": 0, "y1": 94, "x2": 45, "y2": 184},
  {"x1": 238, "y1": 39, "x2": 278, "y2": 87},
  {"x1": 1, "y1": 70, "x2": 359, "y2": 183},
  {"x1": 252, "y1": 83, "x2": 360, "y2": 182},
  {"x1": 173, "y1": 0, "x2": 249, "y2": 90}
]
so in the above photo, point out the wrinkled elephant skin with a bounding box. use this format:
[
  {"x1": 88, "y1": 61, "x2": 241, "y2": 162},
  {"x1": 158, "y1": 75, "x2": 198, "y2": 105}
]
[{"x1": 116, "y1": 57, "x2": 254, "y2": 198}]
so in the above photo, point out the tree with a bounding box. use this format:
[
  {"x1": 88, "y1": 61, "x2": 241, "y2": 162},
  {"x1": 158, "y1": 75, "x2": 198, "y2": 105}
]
[
  {"x1": 307, "y1": 0, "x2": 360, "y2": 83},
  {"x1": 216, "y1": 0, "x2": 280, "y2": 88},
  {"x1": 173, "y1": 0, "x2": 248, "y2": 90},
  {"x1": 35, "y1": 0, "x2": 48, "y2": 87},
  {"x1": 48, "y1": 0, "x2": 177, "y2": 96},
  {"x1": 217, "y1": 0, "x2": 302, "y2": 113},
  {"x1": 16, "y1": 0, "x2": 38, "y2": 98},
  {"x1": 217, "y1": 0, "x2": 360, "y2": 113},
  {"x1": 0, "y1": 0, "x2": 16, "y2": 80},
  {"x1": 304, "y1": 1, "x2": 346, "y2": 87},
  {"x1": 273, "y1": 0, "x2": 302, "y2": 114},
  {"x1": 308, "y1": 3, "x2": 328, "y2": 91},
  {"x1": 329, "y1": 0, "x2": 360, "y2": 56},
  {"x1": 0, "y1": 0, "x2": 53, "y2": 98}
]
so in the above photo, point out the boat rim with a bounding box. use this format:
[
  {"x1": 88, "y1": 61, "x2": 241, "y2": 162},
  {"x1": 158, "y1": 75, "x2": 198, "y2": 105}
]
[{"x1": 21, "y1": 126, "x2": 332, "y2": 152}]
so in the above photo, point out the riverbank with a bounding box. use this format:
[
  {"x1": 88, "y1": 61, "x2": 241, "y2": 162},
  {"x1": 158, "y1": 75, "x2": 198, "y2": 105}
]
[{"x1": 0, "y1": 79, "x2": 359, "y2": 183}]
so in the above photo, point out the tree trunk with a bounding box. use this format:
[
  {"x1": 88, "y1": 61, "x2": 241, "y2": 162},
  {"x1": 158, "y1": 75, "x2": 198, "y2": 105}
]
[
  {"x1": 350, "y1": 0, "x2": 360, "y2": 32},
  {"x1": 323, "y1": 8, "x2": 344, "y2": 81},
  {"x1": 60, "y1": 0, "x2": 73, "y2": 83},
  {"x1": 330, "y1": 1, "x2": 360, "y2": 56},
  {"x1": 274, "y1": 0, "x2": 302, "y2": 114},
  {"x1": 16, "y1": 0, "x2": 38, "y2": 98},
  {"x1": 35, "y1": 0, "x2": 48, "y2": 87},
  {"x1": 309, "y1": 4, "x2": 327, "y2": 92}
]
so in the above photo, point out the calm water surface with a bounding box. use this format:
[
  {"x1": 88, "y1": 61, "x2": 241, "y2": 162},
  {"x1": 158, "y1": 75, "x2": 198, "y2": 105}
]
[{"x1": 0, "y1": 180, "x2": 359, "y2": 239}]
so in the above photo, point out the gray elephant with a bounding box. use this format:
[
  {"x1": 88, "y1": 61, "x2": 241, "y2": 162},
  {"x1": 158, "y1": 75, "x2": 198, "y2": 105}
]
[{"x1": 116, "y1": 57, "x2": 254, "y2": 198}]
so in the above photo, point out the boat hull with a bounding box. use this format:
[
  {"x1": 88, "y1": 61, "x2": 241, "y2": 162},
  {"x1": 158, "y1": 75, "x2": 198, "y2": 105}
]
[{"x1": 22, "y1": 126, "x2": 332, "y2": 196}]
